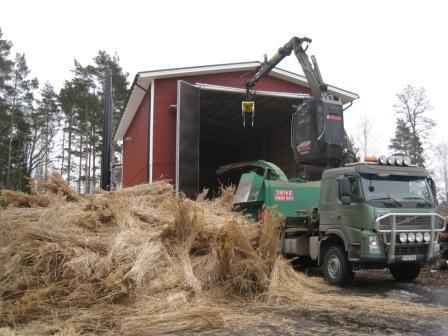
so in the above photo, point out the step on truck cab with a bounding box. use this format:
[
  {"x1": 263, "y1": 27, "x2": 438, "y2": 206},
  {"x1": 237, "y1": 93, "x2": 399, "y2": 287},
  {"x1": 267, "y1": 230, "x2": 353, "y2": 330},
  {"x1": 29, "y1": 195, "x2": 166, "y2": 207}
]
[{"x1": 225, "y1": 158, "x2": 446, "y2": 285}]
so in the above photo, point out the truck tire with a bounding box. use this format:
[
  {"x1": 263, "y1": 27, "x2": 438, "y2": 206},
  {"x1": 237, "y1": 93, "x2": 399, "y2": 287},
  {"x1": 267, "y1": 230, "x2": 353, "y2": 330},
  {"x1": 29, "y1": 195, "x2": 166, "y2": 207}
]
[
  {"x1": 389, "y1": 263, "x2": 421, "y2": 282},
  {"x1": 322, "y1": 246, "x2": 353, "y2": 285}
]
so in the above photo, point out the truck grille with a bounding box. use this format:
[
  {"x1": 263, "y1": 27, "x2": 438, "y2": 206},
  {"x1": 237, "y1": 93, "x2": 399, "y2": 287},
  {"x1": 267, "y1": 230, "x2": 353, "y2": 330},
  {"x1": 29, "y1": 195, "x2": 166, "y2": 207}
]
[
  {"x1": 395, "y1": 244, "x2": 427, "y2": 256},
  {"x1": 377, "y1": 214, "x2": 445, "y2": 231}
]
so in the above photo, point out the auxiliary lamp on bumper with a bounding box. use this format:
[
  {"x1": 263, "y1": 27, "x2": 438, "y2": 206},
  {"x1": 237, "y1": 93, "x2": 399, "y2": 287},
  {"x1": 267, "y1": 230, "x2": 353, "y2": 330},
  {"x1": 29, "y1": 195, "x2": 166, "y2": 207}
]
[{"x1": 398, "y1": 232, "x2": 432, "y2": 243}]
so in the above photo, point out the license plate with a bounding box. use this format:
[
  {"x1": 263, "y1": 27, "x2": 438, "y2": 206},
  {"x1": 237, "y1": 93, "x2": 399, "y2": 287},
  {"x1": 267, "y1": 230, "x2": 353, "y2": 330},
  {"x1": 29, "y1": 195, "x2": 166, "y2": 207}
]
[{"x1": 402, "y1": 255, "x2": 417, "y2": 261}]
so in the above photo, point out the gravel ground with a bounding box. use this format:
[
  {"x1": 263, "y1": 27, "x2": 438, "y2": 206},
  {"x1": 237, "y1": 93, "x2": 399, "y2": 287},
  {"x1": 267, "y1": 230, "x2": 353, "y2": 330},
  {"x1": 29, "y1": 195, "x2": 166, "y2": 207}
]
[
  {"x1": 196, "y1": 267, "x2": 448, "y2": 336},
  {"x1": 357, "y1": 266, "x2": 448, "y2": 287}
]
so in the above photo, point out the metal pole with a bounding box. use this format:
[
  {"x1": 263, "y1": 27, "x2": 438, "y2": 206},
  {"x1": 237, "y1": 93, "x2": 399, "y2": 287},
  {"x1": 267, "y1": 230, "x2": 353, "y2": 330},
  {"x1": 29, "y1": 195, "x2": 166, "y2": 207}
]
[
  {"x1": 428, "y1": 215, "x2": 435, "y2": 261},
  {"x1": 389, "y1": 215, "x2": 396, "y2": 263},
  {"x1": 101, "y1": 71, "x2": 112, "y2": 191}
]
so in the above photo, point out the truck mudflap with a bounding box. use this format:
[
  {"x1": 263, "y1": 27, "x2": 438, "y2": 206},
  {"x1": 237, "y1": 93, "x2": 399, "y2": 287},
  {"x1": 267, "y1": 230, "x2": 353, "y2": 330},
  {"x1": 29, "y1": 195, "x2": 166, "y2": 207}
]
[{"x1": 375, "y1": 213, "x2": 446, "y2": 263}]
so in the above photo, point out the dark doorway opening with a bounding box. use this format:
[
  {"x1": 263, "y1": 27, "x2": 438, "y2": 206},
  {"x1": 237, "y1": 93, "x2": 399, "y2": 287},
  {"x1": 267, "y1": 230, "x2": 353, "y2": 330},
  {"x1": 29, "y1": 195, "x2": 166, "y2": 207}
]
[{"x1": 198, "y1": 89, "x2": 303, "y2": 194}]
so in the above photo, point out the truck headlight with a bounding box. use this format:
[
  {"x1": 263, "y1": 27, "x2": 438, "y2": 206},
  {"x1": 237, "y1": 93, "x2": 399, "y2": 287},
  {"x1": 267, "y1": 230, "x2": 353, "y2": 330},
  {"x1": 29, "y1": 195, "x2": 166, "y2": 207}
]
[
  {"x1": 399, "y1": 233, "x2": 408, "y2": 243},
  {"x1": 407, "y1": 232, "x2": 416, "y2": 243},
  {"x1": 369, "y1": 235, "x2": 380, "y2": 253},
  {"x1": 416, "y1": 232, "x2": 423, "y2": 243},
  {"x1": 424, "y1": 232, "x2": 431, "y2": 242}
]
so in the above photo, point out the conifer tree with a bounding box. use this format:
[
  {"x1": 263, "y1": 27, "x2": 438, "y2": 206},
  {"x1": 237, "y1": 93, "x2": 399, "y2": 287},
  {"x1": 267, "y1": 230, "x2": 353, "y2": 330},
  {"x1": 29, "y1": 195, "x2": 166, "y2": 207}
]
[
  {"x1": 389, "y1": 84, "x2": 434, "y2": 166},
  {"x1": 0, "y1": 27, "x2": 129, "y2": 192},
  {"x1": 36, "y1": 82, "x2": 60, "y2": 178},
  {"x1": 5, "y1": 53, "x2": 38, "y2": 189},
  {"x1": 0, "y1": 28, "x2": 14, "y2": 187}
]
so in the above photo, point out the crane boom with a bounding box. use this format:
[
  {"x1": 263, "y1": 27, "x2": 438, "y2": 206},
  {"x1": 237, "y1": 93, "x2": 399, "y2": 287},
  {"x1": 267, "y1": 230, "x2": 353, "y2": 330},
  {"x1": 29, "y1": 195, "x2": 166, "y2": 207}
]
[
  {"x1": 243, "y1": 36, "x2": 347, "y2": 167},
  {"x1": 245, "y1": 37, "x2": 327, "y2": 99}
]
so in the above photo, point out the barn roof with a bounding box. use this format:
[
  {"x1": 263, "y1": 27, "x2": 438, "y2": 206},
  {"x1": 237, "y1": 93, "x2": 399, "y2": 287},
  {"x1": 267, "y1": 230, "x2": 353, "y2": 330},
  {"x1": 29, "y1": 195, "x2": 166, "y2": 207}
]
[{"x1": 115, "y1": 61, "x2": 359, "y2": 140}]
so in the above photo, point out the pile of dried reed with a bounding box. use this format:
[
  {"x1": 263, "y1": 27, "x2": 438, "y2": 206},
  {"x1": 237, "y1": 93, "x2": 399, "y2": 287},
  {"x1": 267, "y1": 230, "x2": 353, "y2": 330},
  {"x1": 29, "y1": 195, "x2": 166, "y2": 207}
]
[
  {"x1": 0, "y1": 174, "x2": 284, "y2": 335},
  {"x1": 0, "y1": 173, "x2": 445, "y2": 335}
]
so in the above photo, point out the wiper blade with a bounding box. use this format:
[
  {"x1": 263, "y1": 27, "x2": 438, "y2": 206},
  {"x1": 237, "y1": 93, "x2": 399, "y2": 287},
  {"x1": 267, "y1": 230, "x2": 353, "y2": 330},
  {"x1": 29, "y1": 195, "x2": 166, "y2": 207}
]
[
  {"x1": 402, "y1": 197, "x2": 432, "y2": 207},
  {"x1": 370, "y1": 195, "x2": 402, "y2": 207}
]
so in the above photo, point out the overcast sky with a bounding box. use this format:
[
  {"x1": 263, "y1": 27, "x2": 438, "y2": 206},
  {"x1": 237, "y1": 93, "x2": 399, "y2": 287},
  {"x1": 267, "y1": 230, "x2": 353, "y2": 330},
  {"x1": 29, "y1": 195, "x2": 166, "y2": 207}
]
[{"x1": 1, "y1": 0, "x2": 447, "y2": 158}]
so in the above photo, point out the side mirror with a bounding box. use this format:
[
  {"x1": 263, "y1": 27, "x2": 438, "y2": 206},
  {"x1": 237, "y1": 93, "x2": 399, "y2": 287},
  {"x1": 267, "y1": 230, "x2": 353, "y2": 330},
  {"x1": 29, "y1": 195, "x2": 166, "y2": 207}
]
[{"x1": 428, "y1": 178, "x2": 438, "y2": 205}]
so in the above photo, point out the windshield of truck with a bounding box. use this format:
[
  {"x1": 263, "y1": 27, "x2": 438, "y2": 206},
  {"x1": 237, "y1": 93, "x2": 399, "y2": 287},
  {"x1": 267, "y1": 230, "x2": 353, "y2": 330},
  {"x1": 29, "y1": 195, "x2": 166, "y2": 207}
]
[{"x1": 360, "y1": 174, "x2": 435, "y2": 207}]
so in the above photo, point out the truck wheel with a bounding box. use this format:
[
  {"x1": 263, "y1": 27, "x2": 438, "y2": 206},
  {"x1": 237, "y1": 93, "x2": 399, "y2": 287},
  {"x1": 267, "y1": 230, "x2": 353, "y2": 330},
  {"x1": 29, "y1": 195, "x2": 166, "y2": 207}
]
[
  {"x1": 322, "y1": 246, "x2": 353, "y2": 285},
  {"x1": 389, "y1": 264, "x2": 421, "y2": 282}
]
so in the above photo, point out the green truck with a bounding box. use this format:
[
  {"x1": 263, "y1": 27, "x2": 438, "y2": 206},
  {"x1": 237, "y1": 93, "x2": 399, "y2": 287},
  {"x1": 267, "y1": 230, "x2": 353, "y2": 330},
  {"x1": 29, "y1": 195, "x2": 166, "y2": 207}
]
[
  {"x1": 220, "y1": 159, "x2": 446, "y2": 285},
  {"x1": 233, "y1": 36, "x2": 446, "y2": 284}
]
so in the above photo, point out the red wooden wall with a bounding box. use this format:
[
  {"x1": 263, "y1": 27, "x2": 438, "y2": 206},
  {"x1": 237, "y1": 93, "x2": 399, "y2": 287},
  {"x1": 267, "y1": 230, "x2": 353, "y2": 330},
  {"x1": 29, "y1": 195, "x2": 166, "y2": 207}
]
[
  {"x1": 152, "y1": 72, "x2": 310, "y2": 184},
  {"x1": 122, "y1": 91, "x2": 149, "y2": 187},
  {"x1": 122, "y1": 71, "x2": 311, "y2": 187}
]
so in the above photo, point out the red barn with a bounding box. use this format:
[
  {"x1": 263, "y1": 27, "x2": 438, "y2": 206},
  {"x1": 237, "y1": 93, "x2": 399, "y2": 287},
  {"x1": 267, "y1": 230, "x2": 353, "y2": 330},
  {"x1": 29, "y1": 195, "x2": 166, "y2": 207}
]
[{"x1": 114, "y1": 62, "x2": 358, "y2": 195}]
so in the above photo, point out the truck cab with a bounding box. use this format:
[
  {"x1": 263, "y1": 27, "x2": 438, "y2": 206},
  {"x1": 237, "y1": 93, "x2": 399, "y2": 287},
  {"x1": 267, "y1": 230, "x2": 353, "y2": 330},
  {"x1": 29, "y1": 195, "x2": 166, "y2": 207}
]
[
  {"x1": 228, "y1": 158, "x2": 446, "y2": 285},
  {"x1": 319, "y1": 162, "x2": 445, "y2": 284}
]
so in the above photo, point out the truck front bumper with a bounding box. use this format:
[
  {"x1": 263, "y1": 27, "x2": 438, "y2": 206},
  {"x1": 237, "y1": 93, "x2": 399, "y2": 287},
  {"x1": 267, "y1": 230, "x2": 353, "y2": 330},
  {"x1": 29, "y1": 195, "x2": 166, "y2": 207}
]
[
  {"x1": 356, "y1": 252, "x2": 440, "y2": 266},
  {"x1": 375, "y1": 213, "x2": 445, "y2": 264}
]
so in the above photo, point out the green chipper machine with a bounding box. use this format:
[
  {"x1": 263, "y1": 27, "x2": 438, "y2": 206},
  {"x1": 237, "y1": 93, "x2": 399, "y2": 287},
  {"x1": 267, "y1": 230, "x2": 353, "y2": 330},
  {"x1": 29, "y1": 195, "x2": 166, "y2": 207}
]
[{"x1": 221, "y1": 37, "x2": 446, "y2": 285}]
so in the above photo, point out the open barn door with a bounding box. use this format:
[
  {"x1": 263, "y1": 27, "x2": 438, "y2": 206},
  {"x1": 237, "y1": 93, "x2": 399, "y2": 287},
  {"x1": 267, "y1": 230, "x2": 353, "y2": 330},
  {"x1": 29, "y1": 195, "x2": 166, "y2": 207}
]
[{"x1": 176, "y1": 81, "x2": 200, "y2": 197}]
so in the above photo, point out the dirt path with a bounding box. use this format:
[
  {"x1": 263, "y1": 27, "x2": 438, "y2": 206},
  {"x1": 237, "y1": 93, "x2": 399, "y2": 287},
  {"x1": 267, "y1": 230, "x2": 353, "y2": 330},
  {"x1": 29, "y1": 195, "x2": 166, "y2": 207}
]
[
  {"x1": 197, "y1": 305, "x2": 447, "y2": 336},
  {"x1": 197, "y1": 268, "x2": 448, "y2": 336}
]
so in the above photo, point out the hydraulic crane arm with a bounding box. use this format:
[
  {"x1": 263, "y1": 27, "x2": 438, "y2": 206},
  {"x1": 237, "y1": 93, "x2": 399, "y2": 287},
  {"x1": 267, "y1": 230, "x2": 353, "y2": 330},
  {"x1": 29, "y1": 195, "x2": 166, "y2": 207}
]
[
  {"x1": 242, "y1": 36, "x2": 346, "y2": 167},
  {"x1": 245, "y1": 36, "x2": 327, "y2": 100}
]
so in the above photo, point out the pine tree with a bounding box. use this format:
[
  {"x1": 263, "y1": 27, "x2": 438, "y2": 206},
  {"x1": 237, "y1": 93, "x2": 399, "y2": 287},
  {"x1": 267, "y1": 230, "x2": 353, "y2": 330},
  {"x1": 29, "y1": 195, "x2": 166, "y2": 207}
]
[
  {"x1": 342, "y1": 131, "x2": 359, "y2": 164},
  {"x1": 5, "y1": 53, "x2": 38, "y2": 190},
  {"x1": 0, "y1": 30, "x2": 44, "y2": 190},
  {"x1": 390, "y1": 119, "x2": 412, "y2": 153},
  {"x1": 0, "y1": 28, "x2": 14, "y2": 187},
  {"x1": 59, "y1": 80, "x2": 79, "y2": 185},
  {"x1": 76, "y1": 51, "x2": 129, "y2": 127},
  {"x1": 59, "y1": 76, "x2": 101, "y2": 192},
  {"x1": 71, "y1": 51, "x2": 128, "y2": 191},
  {"x1": 36, "y1": 82, "x2": 60, "y2": 179},
  {"x1": 54, "y1": 51, "x2": 128, "y2": 193},
  {"x1": 389, "y1": 84, "x2": 434, "y2": 167},
  {"x1": 0, "y1": 28, "x2": 13, "y2": 95},
  {"x1": 389, "y1": 118, "x2": 425, "y2": 166}
]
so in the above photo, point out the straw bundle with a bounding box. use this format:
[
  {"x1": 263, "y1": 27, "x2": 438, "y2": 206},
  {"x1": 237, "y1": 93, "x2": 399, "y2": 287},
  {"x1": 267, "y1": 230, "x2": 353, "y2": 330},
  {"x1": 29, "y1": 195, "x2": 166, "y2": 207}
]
[
  {"x1": 0, "y1": 175, "x2": 280, "y2": 334},
  {"x1": 0, "y1": 190, "x2": 51, "y2": 208},
  {"x1": 0, "y1": 173, "x2": 445, "y2": 335}
]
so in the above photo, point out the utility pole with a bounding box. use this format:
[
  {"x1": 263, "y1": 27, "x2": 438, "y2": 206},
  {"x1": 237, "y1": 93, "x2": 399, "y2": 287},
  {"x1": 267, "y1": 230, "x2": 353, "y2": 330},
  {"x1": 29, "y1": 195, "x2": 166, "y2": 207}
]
[{"x1": 101, "y1": 71, "x2": 112, "y2": 191}]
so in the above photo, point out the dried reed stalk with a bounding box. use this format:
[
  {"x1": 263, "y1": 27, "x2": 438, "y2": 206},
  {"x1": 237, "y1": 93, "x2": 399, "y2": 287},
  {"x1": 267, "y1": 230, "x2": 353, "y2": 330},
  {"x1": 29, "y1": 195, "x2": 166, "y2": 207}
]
[
  {"x1": 0, "y1": 190, "x2": 51, "y2": 208},
  {"x1": 0, "y1": 177, "x2": 445, "y2": 335}
]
